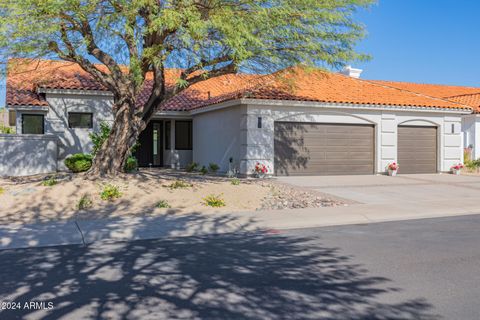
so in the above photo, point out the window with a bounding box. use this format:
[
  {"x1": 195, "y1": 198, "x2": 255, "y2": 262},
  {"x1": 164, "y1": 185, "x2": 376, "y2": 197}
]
[
  {"x1": 175, "y1": 120, "x2": 192, "y2": 150},
  {"x1": 165, "y1": 121, "x2": 171, "y2": 150},
  {"x1": 257, "y1": 117, "x2": 262, "y2": 129},
  {"x1": 8, "y1": 110, "x2": 16, "y2": 127},
  {"x1": 22, "y1": 114, "x2": 44, "y2": 134},
  {"x1": 68, "y1": 112, "x2": 93, "y2": 129}
]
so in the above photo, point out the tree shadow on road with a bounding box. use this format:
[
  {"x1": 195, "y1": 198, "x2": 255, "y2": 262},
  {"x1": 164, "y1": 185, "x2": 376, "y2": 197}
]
[{"x1": 0, "y1": 223, "x2": 438, "y2": 319}]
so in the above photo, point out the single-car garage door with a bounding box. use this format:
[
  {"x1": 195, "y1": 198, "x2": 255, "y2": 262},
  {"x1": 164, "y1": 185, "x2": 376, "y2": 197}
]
[
  {"x1": 274, "y1": 122, "x2": 375, "y2": 176},
  {"x1": 398, "y1": 126, "x2": 437, "y2": 174}
]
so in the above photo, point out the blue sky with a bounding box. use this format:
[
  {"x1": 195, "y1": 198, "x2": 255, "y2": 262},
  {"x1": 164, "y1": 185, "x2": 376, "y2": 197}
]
[{"x1": 1, "y1": 0, "x2": 480, "y2": 107}]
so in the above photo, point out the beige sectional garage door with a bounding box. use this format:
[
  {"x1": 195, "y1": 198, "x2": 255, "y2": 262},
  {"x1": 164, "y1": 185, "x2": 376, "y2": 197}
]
[
  {"x1": 398, "y1": 126, "x2": 437, "y2": 174},
  {"x1": 274, "y1": 122, "x2": 375, "y2": 176}
]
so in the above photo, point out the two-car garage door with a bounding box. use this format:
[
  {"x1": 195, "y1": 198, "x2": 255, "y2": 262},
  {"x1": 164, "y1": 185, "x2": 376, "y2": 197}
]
[
  {"x1": 274, "y1": 122, "x2": 437, "y2": 176},
  {"x1": 274, "y1": 122, "x2": 375, "y2": 176}
]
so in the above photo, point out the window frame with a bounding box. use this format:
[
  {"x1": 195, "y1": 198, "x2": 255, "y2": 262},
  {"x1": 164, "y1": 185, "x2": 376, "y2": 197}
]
[
  {"x1": 68, "y1": 112, "x2": 93, "y2": 129},
  {"x1": 175, "y1": 120, "x2": 192, "y2": 150},
  {"x1": 21, "y1": 114, "x2": 45, "y2": 134},
  {"x1": 165, "y1": 120, "x2": 171, "y2": 150}
]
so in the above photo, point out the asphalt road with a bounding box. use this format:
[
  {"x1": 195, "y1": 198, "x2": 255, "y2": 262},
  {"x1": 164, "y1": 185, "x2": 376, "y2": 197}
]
[{"x1": 1, "y1": 215, "x2": 480, "y2": 319}]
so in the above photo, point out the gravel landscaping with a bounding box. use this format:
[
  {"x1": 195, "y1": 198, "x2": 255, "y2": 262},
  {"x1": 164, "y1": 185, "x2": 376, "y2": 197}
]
[{"x1": 0, "y1": 169, "x2": 343, "y2": 225}]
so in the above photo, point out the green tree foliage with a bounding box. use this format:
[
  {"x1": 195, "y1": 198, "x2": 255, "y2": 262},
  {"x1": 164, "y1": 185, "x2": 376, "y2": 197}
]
[{"x1": 0, "y1": 0, "x2": 374, "y2": 175}]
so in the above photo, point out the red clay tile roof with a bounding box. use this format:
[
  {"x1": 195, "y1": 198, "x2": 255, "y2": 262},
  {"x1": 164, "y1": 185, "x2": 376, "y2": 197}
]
[
  {"x1": 163, "y1": 67, "x2": 472, "y2": 111},
  {"x1": 370, "y1": 80, "x2": 480, "y2": 112},
  {"x1": 6, "y1": 59, "x2": 473, "y2": 112}
]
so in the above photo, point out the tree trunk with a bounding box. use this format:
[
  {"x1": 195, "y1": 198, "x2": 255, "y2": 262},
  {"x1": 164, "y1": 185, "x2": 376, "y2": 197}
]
[{"x1": 88, "y1": 102, "x2": 144, "y2": 177}]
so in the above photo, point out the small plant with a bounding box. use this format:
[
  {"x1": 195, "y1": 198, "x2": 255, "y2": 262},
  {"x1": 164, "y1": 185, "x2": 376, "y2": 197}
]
[
  {"x1": 89, "y1": 121, "x2": 111, "y2": 156},
  {"x1": 208, "y1": 163, "x2": 220, "y2": 173},
  {"x1": 165, "y1": 179, "x2": 193, "y2": 189},
  {"x1": 231, "y1": 178, "x2": 240, "y2": 185},
  {"x1": 124, "y1": 156, "x2": 138, "y2": 173},
  {"x1": 100, "y1": 184, "x2": 122, "y2": 201},
  {"x1": 186, "y1": 162, "x2": 198, "y2": 172},
  {"x1": 42, "y1": 177, "x2": 57, "y2": 186},
  {"x1": 0, "y1": 125, "x2": 15, "y2": 134},
  {"x1": 253, "y1": 162, "x2": 268, "y2": 177},
  {"x1": 0, "y1": 187, "x2": 4, "y2": 195},
  {"x1": 200, "y1": 166, "x2": 208, "y2": 175},
  {"x1": 156, "y1": 200, "x2": 171, "y2": 208},
  {"x1": 202, "y1": 194, "x2": 226, "y2": 207},
  {"x1": 451, "y1": 163, "x2": 464, "y2": 175},
  {"x1": 77, "y1": 194, "x2": 93, "y2": 210},
  {"x1": 387, "y1": 162, "x2": 399, "y2": 171},
  {"x1": 65, "y1": 153, "x2": 93, "y2": 173}
]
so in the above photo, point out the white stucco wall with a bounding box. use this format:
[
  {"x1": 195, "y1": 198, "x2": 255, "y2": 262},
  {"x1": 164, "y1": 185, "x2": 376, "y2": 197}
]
[
  {"x1": 0, "y1": 134, "x2": 58, "y2": 176},
  {"x1": 15, "y1": 93, "x2": 114, "y2": 169},
  {"x1": 240, "y1": 102, "x2": 465, "y2": 175},
  {"x1": 192, "y1": 105, "x2": 246, "y2": 172}
]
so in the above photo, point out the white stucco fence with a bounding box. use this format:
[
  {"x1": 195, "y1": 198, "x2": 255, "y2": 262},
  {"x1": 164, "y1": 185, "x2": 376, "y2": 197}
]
[{"x1": 0, "y1": 134, "x2": 58, "y2": 177}]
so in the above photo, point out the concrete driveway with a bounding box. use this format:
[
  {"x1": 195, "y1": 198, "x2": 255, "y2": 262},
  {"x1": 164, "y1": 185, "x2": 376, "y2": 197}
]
[{"x1": 277, "y1": 174, "x2": 480, "y2": 205}]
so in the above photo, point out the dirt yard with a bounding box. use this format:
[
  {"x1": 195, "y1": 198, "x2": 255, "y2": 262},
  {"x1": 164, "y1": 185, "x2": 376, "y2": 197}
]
[{"x1": 0, "y1": 169, "x2": 342, "y2": 225}]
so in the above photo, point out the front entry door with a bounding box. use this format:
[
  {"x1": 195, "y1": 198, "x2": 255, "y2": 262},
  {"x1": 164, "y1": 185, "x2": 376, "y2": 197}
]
[{"x1": 135, "y1": 121, "x2": 163, "y2": 167}]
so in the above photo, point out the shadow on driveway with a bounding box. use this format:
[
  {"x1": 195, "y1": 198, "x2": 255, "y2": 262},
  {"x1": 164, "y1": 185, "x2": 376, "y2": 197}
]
[{"x1": 0, "y1": 224, "x2": 438, "y2": 319}]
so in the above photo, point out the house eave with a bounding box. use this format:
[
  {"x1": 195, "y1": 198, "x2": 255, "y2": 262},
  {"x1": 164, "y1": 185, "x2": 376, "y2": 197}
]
[
  {"x1": 189, "y1": 98, "x2": 473, "y2": 115},
  {"x1": 37, "y1": 88, "x2": 113, "y2": 96},
  {"x1": 7, "y1": 104, "x2": 49, "y2": 112}
]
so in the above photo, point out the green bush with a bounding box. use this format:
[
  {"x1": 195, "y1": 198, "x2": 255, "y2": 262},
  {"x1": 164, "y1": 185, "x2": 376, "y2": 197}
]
[
  {"x1": 0, "y1": 187, "x2": 4, "y2": 195},
  {"x1": 124, "y1": 156, "x2": 138, "y2": 172},
  {"x1": 89, "y1": 122, "x2": 111, "y2": 156},
  {"x1": 42, "y1": 177, "x2": 57, "y2": 186},
  {"x1": 100, "y1": 184, "x2": 122, "y2": 201},
  {"x1": 185, "y1": 162, "x2": 198, "y2": 172},
  {"x1": 165, "y1": 180, "x2": 193, "y2": 189},
  {"x1": 202, "y1": 194, "x2": 226, "y2": 207},
  {"x1": 77, "y1": 194, "x2": 93, "y2": 210},
  {"x1": 231, "y1": 178, "x2": 240, "y2": 186},
  {"x1": 156, "y1": 200, "x2": 171, "y2": 208},
  {"x1": 0, "y1": 125, "x2": 15, "y2": 134},
  {"x1": 64, "y1": 153, "x2": 93, "y2": 173},
  {"x1": 200, "y1": 166, "x2": 208, "y2": 175},
  {"x1": 208, "y1": 163, "x2": 220, "y2": 173}
]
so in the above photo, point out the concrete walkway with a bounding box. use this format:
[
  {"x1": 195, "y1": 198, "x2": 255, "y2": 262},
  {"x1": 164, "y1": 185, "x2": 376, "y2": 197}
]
[{"x1": 2, "y1": 173, "x2": 480, "y2": 250}]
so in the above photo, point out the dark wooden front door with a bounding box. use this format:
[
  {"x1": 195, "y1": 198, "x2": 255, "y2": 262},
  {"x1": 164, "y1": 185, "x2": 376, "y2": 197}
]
[{"x1": 135, "y1": 121, "x2": 163, "y2": 167}]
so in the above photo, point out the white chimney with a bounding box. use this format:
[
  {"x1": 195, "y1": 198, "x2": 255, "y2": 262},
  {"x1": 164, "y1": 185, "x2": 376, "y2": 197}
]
[{"x1": 340, "y1": 65, "x2": 363, "y2": 78}]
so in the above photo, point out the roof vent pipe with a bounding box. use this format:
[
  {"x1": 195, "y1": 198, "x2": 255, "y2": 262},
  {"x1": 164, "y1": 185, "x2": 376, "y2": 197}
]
[{"x1": 340, "y1": 65, "x2": 363, "y2": 79}]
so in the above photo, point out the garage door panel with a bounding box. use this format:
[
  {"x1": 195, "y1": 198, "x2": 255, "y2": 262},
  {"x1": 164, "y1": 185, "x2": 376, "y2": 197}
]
[
  {"x1": 274, "y1": 122, "x2": 374, "y2": 176},
  {"x1": 398, "y1": 126, "x2": 437, "y2": 174}
]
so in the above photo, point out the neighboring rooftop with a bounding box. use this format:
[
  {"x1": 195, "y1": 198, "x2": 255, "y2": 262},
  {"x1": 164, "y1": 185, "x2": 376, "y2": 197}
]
[{"x1": 6, "y1": 59, "x2": 475, "y2": 112}]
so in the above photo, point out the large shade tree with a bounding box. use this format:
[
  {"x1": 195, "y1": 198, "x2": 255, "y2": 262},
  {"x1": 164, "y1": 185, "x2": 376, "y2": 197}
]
[{"x1": 0, "y1": 0, "x2": 374, "y2": 176}]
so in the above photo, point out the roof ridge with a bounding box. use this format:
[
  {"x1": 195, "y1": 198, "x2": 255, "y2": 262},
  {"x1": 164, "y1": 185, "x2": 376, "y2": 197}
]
[
  {"x1": 360, "y1": 77, "x2": 473, "y2": 110},
  {"x1": 371, "y1": 79, "x2": 480, "y2": 90},
  {"x1": 445, "y1": 92, "x2": 480, "y2": 99}
]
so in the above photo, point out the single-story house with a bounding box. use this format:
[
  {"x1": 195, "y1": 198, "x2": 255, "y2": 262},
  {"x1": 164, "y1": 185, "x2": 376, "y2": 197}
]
[{"x1": 3, "y1": 59, "x2": 478, "y2": 176}]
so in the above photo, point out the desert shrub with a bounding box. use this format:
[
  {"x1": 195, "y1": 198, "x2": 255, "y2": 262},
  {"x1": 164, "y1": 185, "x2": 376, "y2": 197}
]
[
  {"x1": 124, "y1": 156, "x2": 138, "y2": 172},
  {"x1": 100, "y1": 184, "x2": 122, "y2": 201},
  {"x1": 64, "y1": 153, "x2": 93, "y2": 173},
  {"x1": 200, "y1": 166, "x2": 208, "y2": 175},
  {"x1": 165, "y1": 180, "x2": 193, "y2": 189},
  {"x1": 0, "y1": 187, "x2": 4, "y2": 195},
  {"x1": 202, "y1": 194, "x2": 226, "y2": 207},
  {"x1": 42, "y1": 177, "x2": 57, "y2": 186},
  {"x1": 185, "y1": 162, "x2": 198, "y2": 172},
  {"x1": 208, "y1": 163, "x2": 220, "y2": 173},
  {"x1": 156, "y1": 200, "x2": 171, "y2": 208},
  {"x1": 231, "y1": 178, "x2": 240, "y2": 186},
  {"x1": 89, "y1": 121, "x2": 111, "y2": 156},
  {"x1": 77, "y1": 194, "x2": 93, "y2": 210}
]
